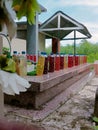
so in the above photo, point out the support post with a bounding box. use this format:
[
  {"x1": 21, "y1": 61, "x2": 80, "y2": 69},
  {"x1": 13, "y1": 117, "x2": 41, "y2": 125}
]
[
  {"x1": 74, "y1": 30, "x2": 76, "y2": 56},
  {"x1": 26, "y1": 13, "x2": 39, "y2": 61},
  {"x1": 52, "y1": 38, "x2": 60, "y2": 54}
]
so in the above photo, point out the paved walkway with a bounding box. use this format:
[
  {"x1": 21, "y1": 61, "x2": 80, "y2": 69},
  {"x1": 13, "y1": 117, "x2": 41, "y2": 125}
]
[
  {"x1": 5, "y1": 75, "x2": 98, "y2": 130},
  {"x1": 39, "y1": 76, "x2": 98, "y2": 130}
]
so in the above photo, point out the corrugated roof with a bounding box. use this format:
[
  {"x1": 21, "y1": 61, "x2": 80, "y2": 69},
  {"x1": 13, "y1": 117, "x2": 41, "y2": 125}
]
[{"x1": 39, "y1": 11, "x2": 91, "y2": 40}]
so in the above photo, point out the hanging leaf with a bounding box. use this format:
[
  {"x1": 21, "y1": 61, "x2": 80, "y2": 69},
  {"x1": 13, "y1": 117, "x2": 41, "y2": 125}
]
[
  {"x1": 12, "y1": 0, "x2": 41, "y2": 24},
  {"x1": 12, "y1": 0, "x2": 21, "y2": 7},
  {"x1": 12, "y1": 0, "x2": 21, "y2": 12},
  {"x1": 27, "y1": 9, "x2": 35, "y2": 24}
]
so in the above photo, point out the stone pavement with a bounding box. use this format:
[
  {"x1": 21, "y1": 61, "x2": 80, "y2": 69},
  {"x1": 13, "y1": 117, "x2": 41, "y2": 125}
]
[
  {"x1": 5, "y1": 75, "x2": 98, "y2": 130},
  {"x1": 39, "y1": 76, "x2": 98, "y2": 130}
]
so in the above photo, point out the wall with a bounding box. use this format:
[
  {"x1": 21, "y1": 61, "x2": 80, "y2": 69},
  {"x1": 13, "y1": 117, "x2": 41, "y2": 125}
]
[
  {"x1": 3, "y1": 32, "x2": 45, "y2": 55},
  {"x1": 3, "y1": 37, "x2": 26, "y2": 55},
  {"x1": 38, "y1": 33, "x2": 45, "y2": 53}
]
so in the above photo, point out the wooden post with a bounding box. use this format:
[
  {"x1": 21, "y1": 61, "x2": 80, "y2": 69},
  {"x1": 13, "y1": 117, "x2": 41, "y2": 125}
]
[
  {"x1": 52, "y1": 38, "x2": 60, "y2": 54},
  {"x1": 0, "y1": 85, "x2": 4, "y2": 118}
]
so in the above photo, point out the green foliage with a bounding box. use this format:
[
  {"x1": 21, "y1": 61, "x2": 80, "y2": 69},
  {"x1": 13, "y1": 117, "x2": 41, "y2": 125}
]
[
  {"x1": 93, "y1": 126, "x2": 98, "y2": 130},
  {"x1": 87, "y1": 53, "x2": 98, "y2": 63},
  {"x1": 60, "y1": 44, "x2": 74, "y2": 54},
  {"x1": 45, "y1": 46, "x2": 52, "y2": 54},
  {"x1": 2, "y1": 58, "x2": 16, "y2": 73},
  {"x1": 77, "y1": 40, "x2": 92, "y2": 55},
  {"x1": 45, "y1": 39, "x2": 98, "y2": 63},
  {"x1": 12, "y1": 0, "x2": 41, "y2": 24},
  {"x1": 3, "y1": 47, "x2": 9, "y2": 53},
  {"x1": 93, "y1": 117, "x2": 98, "y2": 130},
  {"x1": 93, "y1": 117, "x2": 98, "y2": 122},
  {"x1": 2, "y1": 47, "x2": 10, "y2": 57}
]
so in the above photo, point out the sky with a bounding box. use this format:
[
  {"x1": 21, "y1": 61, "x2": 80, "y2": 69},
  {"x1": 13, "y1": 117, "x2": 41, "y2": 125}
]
[{"x1": 37, "y1": 0, "x2": 98, "y2": 45}]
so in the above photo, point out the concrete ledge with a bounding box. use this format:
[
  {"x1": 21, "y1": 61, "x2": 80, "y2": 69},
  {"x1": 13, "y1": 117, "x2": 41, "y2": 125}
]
[
  {"x1": 5, "y1": 70, "x2": 95, "y2": 122},
  {"x1": 4, "y1": 64, "x2": 93, "y2": 109},
  {"x1": 26, "y1": 63, "x2": 92, "y2": 92}
]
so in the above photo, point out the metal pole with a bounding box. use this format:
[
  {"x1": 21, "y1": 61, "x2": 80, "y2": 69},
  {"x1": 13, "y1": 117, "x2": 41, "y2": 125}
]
[
  {"x1": 74, "y1": 30, "x2": 76, "y2": 56},
  {"x1": 35, "y1": 12, "x2": 38, "y2": 62}
]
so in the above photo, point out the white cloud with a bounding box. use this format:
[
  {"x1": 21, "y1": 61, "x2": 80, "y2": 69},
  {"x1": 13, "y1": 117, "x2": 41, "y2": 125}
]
[
  {"x1": 59, "y1": 0, "x2": 98, "y2": 6},
  {"x1": 84, "y1": 22, "x2": 98, "y2": 43},
  {"x1": 92, "y1": 8, "x2": 98, "y2": 15},
  {"x1": 39, "y1": 0, "x2": 98, "y2": 9}
]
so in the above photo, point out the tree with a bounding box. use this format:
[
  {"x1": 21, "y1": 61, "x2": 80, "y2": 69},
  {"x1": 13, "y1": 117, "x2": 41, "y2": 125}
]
[
  {"x1": 77, "y1": 40, "x2": 92, "y2": 55},
  {"x1": 0, "y1": 0, "x2": 40, "y2": 39}
]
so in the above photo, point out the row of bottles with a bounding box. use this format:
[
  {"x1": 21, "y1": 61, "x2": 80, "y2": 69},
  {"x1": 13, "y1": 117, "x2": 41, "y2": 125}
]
[
  {"x1": 12, "y1": 51, "x2": 87, "y2": 76},
  {"x1": 68, "y1": 54, "x2": 87, "y2": 67},
  {"x1": 36, "y1": 53, "x2": 87, "y2": 76},
  {"x1": 36, "y1": 53, "x2": 68, "y2": 75}
]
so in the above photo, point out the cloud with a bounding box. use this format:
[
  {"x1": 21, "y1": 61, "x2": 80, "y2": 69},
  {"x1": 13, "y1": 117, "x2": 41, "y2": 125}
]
[
  {"x1": 83, "y1": 22, "x2": 98, "y2": 43},
  {"x1": 59, "y1": 0, "x2": 98, "y2": 6},
  {"x1": 39, "y1": 0, "x2": 98, "y2": 9}
]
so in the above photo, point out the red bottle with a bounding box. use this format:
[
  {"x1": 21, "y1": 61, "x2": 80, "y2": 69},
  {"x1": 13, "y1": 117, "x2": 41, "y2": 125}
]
[
  {"x1": 48, "y1": 54, "x2": 55, "y2": 72},
  {"x1": 60, "y1": 54, "x2": 64, "y2": 69},
  {"x1": 43, "y1": 53, "x2": 48, "y2": 74},
  {"x1": 68, "y1": 55, "x2": 74, "y2": 67},
  {"x1": 55, "y1": 54, "x2": 60, "y2": 71},
  {"x1": 75, "y1": 55, "x2": 79, "y2": 66}
]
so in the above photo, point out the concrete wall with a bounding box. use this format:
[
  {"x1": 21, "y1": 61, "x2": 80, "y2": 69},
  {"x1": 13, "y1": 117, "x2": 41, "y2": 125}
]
[
  {"x1": 3, "y1": 38, "x2": 26, "y2": 55},
  {"x1": 38, "y1": 33, "x2": 45, "y2": 52},
  {"x1": 3, "y1": 32, "x2": 45, "y2": 55}
]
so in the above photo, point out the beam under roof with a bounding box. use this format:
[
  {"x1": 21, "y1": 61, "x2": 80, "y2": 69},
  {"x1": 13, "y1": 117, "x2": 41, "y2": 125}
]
[{"x1": 39, "y1": 11, "x2": 92, "y2": 40}]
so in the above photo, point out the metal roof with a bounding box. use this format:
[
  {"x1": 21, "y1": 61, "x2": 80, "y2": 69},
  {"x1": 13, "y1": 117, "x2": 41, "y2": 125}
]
[
  {"x1": 39, "y1": 4, "x2": 47, "y2": 12},
  {"x1": 39, "y1": 11, "x2": 92, "y2": 40}
]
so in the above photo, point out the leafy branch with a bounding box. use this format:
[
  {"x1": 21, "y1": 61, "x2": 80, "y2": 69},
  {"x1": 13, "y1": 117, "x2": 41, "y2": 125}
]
[{"x1": 12, "y1": 0, "x2": 41, "y2": 24}]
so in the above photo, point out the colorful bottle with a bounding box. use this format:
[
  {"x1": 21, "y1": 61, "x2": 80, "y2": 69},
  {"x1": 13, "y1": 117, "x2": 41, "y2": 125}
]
[
  {"x1": 18, "y1": 51, "x2": 27, "y2": 77},
  {"x1": 48, "y1": 53, "x2": 55, "y2": 72},
  {"x1": 64, "y1": 55, "x2": 68, "y2": 69},
  {"x1": 43, "y1": 52, "x2": 48, "y2": 74},
  {"x1": 36, "y1": 52, "x2": 45, "y2": 76},
  {"x1": 68, "y1": 54, "x2": 74, "y2": 68},
  {"x1": 60, "y1": 54, "x2": 64, "y2": 69},
  {"x1": 55, "y1": 53, "x2": 60, "y2": 71}
]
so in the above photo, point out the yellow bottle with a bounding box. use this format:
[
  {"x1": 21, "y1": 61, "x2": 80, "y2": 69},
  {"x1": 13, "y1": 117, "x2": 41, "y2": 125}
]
[{"x1": 36, "y1": 55, "x2": 45, "y2": 76}]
